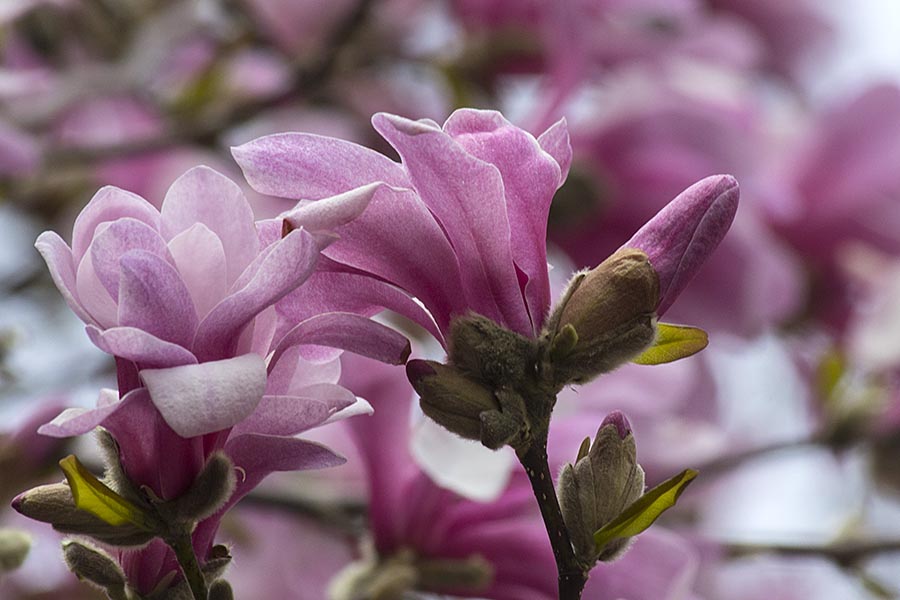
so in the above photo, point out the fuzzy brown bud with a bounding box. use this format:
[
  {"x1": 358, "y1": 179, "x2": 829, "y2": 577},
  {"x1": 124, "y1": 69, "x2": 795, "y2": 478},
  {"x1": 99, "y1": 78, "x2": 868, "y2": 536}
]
[
  {"x1": 408, "y1": 360, "x2": 527, "y2": 449},
  {"x1": 544, "y1": 248, "x2": 659, "y2": 386},
  {"x1": 448, "y1": 313, "x2": 536, "y2": 388},
  {"x1": 62, "y1": 540, "x2": 128, "y2": 597},
  {"x1": 557, "y1": 412, "x2": 645, "y2": 565}
]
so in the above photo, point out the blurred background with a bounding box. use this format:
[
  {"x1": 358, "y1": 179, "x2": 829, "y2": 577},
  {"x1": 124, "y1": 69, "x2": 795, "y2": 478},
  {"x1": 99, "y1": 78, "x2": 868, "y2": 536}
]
[{"x1": 1, "y1": 1, "x2": 899, "y2": 598}]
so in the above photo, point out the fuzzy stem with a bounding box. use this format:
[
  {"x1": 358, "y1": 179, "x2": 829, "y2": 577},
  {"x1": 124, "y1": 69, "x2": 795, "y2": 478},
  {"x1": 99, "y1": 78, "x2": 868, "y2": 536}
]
[
  {"x1": 167, "y1": 532, "x2": 208, "y2": 600},
  {"x1": 518, "y1": 432, "x2": 588, "y2": 600}
]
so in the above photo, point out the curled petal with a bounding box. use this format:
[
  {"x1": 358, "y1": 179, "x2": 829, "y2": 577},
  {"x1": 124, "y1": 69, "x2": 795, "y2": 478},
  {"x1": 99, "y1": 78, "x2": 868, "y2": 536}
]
[
  {"x1": 38, "y1": 389, "x2": 132, "y2": 438},
  {"x1": 140, "y1": 354, "x2": 267, "y2": 438},
  {"x1": 35, "y1": 231, "x2": 93, "y2": 324},
  {"x1": 282, "y1": 182, "x2": 381, "y2": 233}
]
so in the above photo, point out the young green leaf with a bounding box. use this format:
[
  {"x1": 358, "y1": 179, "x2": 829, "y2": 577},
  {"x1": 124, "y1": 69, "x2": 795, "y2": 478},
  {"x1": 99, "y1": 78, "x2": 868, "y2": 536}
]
[
  {"x1": 593, "y1": 468, "x2": 698, "y2": 551},
  {"x1": 59, "y1": 455, "x2": 154, "y2": 531},
  {"x1": 632, "y1": 324, "x2": 708, "y2": 365}
]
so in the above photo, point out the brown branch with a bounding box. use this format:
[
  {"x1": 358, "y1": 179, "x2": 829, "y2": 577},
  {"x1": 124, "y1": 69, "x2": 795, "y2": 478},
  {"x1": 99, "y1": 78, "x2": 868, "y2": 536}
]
[{"x1": 727, "y1": 538, "x2": 900, "y2": 567}]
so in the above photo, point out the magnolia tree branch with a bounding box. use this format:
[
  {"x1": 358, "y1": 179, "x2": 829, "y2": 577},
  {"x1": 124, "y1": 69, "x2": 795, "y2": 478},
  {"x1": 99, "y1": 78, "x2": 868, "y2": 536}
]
[
  {"x1": 728, "y1": 538, "x2": 900, "y2": 566},
  {"x1": 518, "y1": 431, "x2": 588, "y2": 600}
]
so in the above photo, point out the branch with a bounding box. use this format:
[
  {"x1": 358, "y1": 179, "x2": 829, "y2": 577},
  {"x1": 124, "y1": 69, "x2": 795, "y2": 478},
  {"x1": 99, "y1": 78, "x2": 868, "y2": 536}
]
[{"x1": 727, "y1": 538, "x2": 900, "y2": 567}]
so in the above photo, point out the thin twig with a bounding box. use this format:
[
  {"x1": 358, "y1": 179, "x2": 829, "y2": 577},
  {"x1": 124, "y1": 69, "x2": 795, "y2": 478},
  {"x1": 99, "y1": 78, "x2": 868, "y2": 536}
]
[{"x1": 728, "y1": 538, "x2": 900, "y2": 567}]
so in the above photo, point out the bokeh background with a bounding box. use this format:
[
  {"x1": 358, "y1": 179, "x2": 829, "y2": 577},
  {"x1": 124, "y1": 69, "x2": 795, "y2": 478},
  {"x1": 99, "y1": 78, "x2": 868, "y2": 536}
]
[{"x1": 2, "y1": 1, "x2": 900, "y2": 598}]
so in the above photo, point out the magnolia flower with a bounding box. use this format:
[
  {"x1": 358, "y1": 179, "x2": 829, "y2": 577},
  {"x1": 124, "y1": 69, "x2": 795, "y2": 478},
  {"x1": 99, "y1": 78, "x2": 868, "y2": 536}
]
[
  {"x1": 234, "y1": 108, "x2": 572, "y2": 345},
  {"x1": 36, "y1": 165, "x2": 407, "y2": 438},
  {"x1": 26, "y1": 166, "x2": 408, "y2": 597}
]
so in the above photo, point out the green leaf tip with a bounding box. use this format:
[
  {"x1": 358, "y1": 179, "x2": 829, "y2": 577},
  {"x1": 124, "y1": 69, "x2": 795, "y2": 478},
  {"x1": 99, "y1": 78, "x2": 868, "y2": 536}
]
[
  {"x1": 632, "y1": 323, "x2": 708, "y2": 365},
  {"x1": 592, "y1": 468, "x2": 698, "y2": 552},
  {"x1": 59, "y1": 455, "x2": 154, "y2": 531}
]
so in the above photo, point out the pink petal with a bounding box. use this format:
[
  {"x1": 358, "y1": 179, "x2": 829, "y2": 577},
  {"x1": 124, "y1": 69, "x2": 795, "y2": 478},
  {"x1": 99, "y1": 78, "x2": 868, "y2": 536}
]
[
  {"x1": 315, "y1": 186, "x2": 466, "y2": 336},
  {"x1": 282, "y1": 182, "x2": 381, "y2": 233},
  {"x1": 266, "y1": 348, "x2": 342, "y2": 396},
  {"x1": 270, "y1": 312, "x2": 411, "y2": 370},
  {"x1": 277, "y1": 269, "x2": 444, "y2": 346},
  {"x1": 160, "y1": 166, "x2": 259, "y2": 283},
  {"x1": 192, "y1": 228, "x2": 320, "y2": 362},
  {"x1": 373, "y1": 112, "x2": 531, "y2": 336},
  {"x1": 37, "y1": 389, "x2": 128, "y2": 438},
  {"x1": 625, "y1": 174, "x2": 740, "y2": 315},
  {"x1": 75, "y1": 247, "x2": 119, "y2": 327},
  {"x1": 232, "y1": 383, "x2": 355, "y2": 437},
  {"x1": 35, "y1": 231, "x2": 93, "y2": 324},
  {"x1": 140, "y1": 354, "x2": 267, "y2": 438},
  {"x1": 232, "y1": 132, "x2": 408, "y2": 199},
  {"x1": 89, "y1": 218, "x2": 171, "y2": 301},
  {"x1": 445, "y1": 108, "x2": 561, "y2": 331},
  {"x1": 166, "y1": 223, "x2": 228, "y2": 319},
  {"x1": 117, "y1": 250, "x2": 199, "y2": 349},
  {"x1": 72, "y1": 186, "x2": 160, "y2": 261},
  {"x1": 225, "y1": 434, "x2": 346, "y2": 493},
  {"x1": 86, "y1": 325, "x2": 198, "y2": 368},
  {"x1": 537, "y1": 117, "x2": 573, "y2": 184}
]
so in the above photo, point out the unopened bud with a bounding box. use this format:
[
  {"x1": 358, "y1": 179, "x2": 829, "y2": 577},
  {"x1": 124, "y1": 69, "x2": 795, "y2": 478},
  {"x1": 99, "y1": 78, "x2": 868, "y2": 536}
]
[
  {"x1": 408, "y1": 360, "x2": 521, "y2": 449},
  {"x1": 0, "y1": 529, "x2": 31, "y2": 573},
  {"x1": 208, "y1": 579, "x2": 235, "y2": 600},
  {"x1": 160, "y1": 453, "x2": 236, "y2": 524},
  {"x1": 544, "y1": 249, "x2": 659, "y2": 386},
  {"x1": 557, "y1": 411, "x2": 645, "y2": 565},
  {"x1": 12, "y1": 483, "x2": 154, "y2": 547},
  {"x1": 448, "y1": 313, "x2": 536, "y2": 388},
  {"x1": 62, "y1": 540, "x2": 127, "y2": 595}
]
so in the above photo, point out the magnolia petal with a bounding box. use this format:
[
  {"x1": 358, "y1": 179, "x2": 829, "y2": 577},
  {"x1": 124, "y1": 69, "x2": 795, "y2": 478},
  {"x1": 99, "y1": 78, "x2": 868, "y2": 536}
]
[
  {"x1": 373, "y1": 112, "x2": 531, "y2": 336},
  {"x1": 72, "y1": 186, "x2": 160, "y2": 261},
  {"x1": 192, "y1": 228, "x2": 320, "y2": 362},
  {"x1": 35, "y1": 231, "x2": 93, "y2": 324},
  {"x1": 282, "y1": 182, "x2": 381, "y2": 233},
  {"x1": 537, "y1": 117, "x2": 573, "y2": 185},
  {"x1": 38, "y1": 389, "x2": 130, "y2": 438},
  {"x1": 270, "y1": 312, "x2": 411, "y2": 370},
  {"x1": 160, "y1": 166, "x2": 259, "y2": 283},
  {"x1": 86, "y1": 325, "x2": 198, "y2": 368},
  {"x1": 323, "y1": 396, "x2": 373, "y2": 425},
  {"x1": 140, "y1": 354, "x2": 267, "y2": 438},
  {"x1": 75, "y1": 246, "x2": 119, "y2": 328},
  {"x1": 232, "y1": 383, "x2": 356, "y2": 437},
  {"x1": 232, "y1": 132, "x2": 408, "y2": 200},
  {"x1": 89, "y1": 218, "x2": 171, "y2": 301},
  {"x1": 166, "y1": 223, "x2": 229, "y2": 319},
  {"x1": 445, "y1": 109, "x2": 561, "y2": 332},
  {"x1": 225, "y1": 434, "x2": 346, "y2": 497},
  {"x1": 278, "y1": 269, "x2": 444, "y2": 346},
  {"x1": 117, "y1": 250, "x2": 199, "y2": 349},
  {"x1": 624, "y1": 175, "x2": 739, "y2": 316},
  {"x1": 266, "y1": 349, "x2": 342, "y2": 396}
]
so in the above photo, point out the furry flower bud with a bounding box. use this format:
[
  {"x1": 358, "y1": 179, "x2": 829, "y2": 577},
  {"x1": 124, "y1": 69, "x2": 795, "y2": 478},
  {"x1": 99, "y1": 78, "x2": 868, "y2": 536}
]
[
  {"x1": 544, "y1": 249, "x2": 659, "y2": 386},
  {"x1": 0, "y1": 529, "x2": 31, "y2": 573},
  {"x1": 557, "y1": 411, "x2": 645, "y2": 565},
  {"x1": 62, "y1": 540, "x2": 128, "y2": 595}
]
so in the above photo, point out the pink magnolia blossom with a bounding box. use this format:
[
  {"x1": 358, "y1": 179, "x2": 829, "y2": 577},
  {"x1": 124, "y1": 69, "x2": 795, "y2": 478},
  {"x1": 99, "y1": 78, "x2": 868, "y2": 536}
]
[
  {"x1": 29, "y1": 165, "x2": 408, "y2": 595},
  {"x1": 234, "y1": 109, "x2": 572, "y2": 344}
]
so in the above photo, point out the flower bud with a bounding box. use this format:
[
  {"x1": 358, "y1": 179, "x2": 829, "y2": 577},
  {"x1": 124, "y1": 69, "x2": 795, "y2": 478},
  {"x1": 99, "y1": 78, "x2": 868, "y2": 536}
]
[
  {"x1": 408, "y1": 360, "x2": 526, "y2": 449},
  {"x1": 208, "y1": 579, "x2": 235, "y2": 600},
  {"x1": 159, "y1": 452, "x2": 236, "y2": 524},
  {"x1": 62, "y1": 540, "x2": 128, "y2": 596},
  {"x1": 625, "y1": 174, "x2": 739, "y2": 315},
  {"x1": 448, "y1": 313, "x2": 536, "y2": 388},
  {"x1": 11, "y1": 483, "x2": 155, "y2": 547},
  {"x1": 544, "y1": 249, "x2": 659, "y2": 386},
  {"x1": 0, "y1": 529, "x2": 31, "y2": 573},
  {"x1": 557, "y1": 411, "x2": 645, "y2": 565}
]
